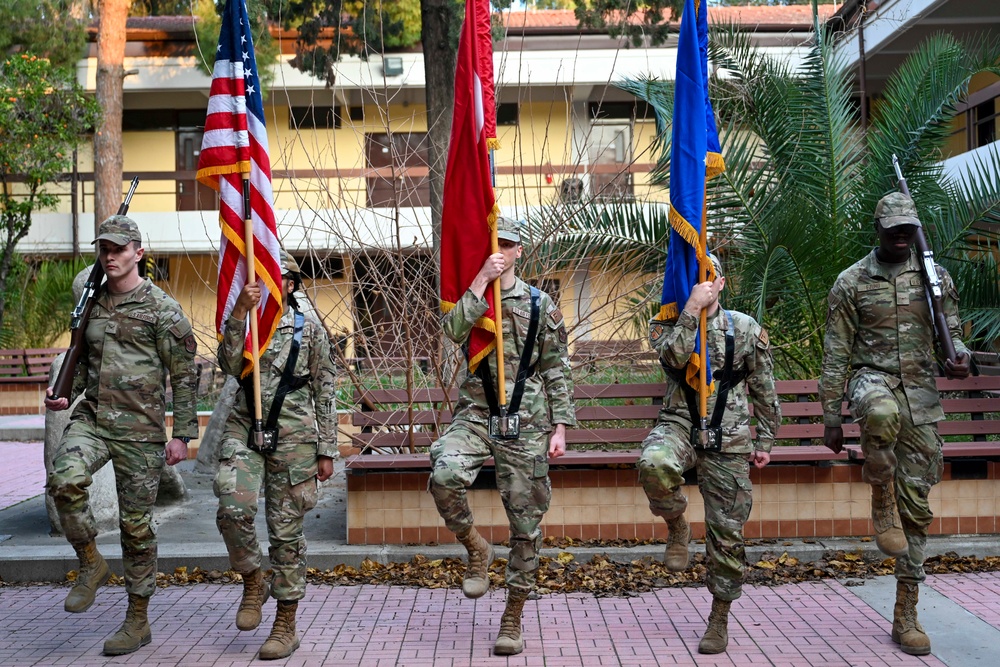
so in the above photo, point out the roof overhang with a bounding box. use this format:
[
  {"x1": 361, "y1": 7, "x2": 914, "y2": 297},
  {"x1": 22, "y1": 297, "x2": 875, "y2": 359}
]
[{"x1": 831, "y1": 0, "x2": 1000, "y2": 95}]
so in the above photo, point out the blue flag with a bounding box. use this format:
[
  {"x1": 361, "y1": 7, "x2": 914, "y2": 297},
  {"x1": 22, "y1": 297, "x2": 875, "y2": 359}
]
[{"x1": 659, "y1": 0, "x2": 725, "y2": 391}]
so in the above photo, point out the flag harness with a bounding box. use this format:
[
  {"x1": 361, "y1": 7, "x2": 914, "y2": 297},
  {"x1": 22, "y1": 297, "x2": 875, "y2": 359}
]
[
  {"x1": 242, "y1": 309, "x2": 309, "y2": 453},
  {"x1": 473, "y1": 286, "x2": 541, "y2": 440},
  {"x1": 660, "y1": 310, "x2": 746, "y2": 451}
]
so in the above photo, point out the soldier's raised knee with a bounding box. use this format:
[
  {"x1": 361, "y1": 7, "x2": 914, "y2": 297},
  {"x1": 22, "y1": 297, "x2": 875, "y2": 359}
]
[
  {"x1": 429, "y1": 461, "x2": 464, "y2": 491},
  {"x1": 865, "y1": 401, "x2": 901, "y2": 439}
]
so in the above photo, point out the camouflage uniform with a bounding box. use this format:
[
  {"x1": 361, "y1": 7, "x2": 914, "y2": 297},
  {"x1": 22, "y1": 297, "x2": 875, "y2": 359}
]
[
  {"x1": 638, "y1": 307, "x2": 779, "y2": 601},
  {"x1": 47, "y1": 278, "x2": 199, "y2": 598},
  {"x1": 214, "y1": 299, "x2": 337, "y2": 602},
  {"x1": 429, "y1": 277, "x2": 575, "y2": 595},
  {"x1": 819, "y1": 242, "x2": 968, "y2": 584}
]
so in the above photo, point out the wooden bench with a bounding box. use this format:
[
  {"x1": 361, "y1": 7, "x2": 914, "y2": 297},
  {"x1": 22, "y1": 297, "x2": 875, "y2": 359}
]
[
  {"x1": 347, "y1": 376, "x2": 1000, "y2": 470},
  {"x1": 0, "y1": 348, "x2": 67, "y2": 384},
  {"x1": 0, "y1": 349, "x2": 28, "y2": 383},
  {"x1": 23, "y1": 348, "x2": 64, "y2": 382},
  {"x1": 570, "y1": 339, "x2": 659, "y2": 369}
]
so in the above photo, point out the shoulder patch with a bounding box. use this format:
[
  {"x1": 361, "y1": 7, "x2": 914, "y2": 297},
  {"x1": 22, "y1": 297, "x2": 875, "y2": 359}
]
[
  {"x1": 557, "y1": 324, "x2": 567, "y2": 344},
  {"x1": 548, "y1": 308, "x2": 564, "y2": 325},
  {"x1": 184, "y1": 334, "x2": 197, "y2": 353},
  {"x1": 169, "y1": 320, "x2": 193, "y2": 339},
  {"x1": 758, "y1": 328, "x2": 769, "y2": 347},
  {"x1": 649, "y1": 322, "x2": 665, "y2": 343},
  {"x1": 128, "y1": 312, "x2": 157, "y2": 324}
]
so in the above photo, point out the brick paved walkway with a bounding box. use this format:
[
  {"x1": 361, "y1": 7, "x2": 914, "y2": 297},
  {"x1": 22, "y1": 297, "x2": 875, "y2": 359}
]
[
  {"x1": 3, "y1": 575, "x2": 987, "y2": 667},
  {"x1": 0, "y1": 443, "x2": 44, "y2": 512}
]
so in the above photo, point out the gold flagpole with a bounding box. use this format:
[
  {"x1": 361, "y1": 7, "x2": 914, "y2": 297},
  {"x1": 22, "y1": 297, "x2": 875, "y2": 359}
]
[
  {"x1": 698, "y1": 191, "x2": 709, "y2": 443},
  {"x1": 241, "y1": 169, "x2": 264, "y2": 432}
]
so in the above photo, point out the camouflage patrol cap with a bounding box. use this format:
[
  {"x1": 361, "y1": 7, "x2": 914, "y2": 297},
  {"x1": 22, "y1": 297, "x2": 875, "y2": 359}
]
[
  {"x1": 93, "y1": 215, "x2": 141, "y2": 246},
  {"x1": 496, "y1": 216, "x2": 523, "y2": 243},
  {"x1": 278, "y1": 249, "x2": 301, "y2": 275},
  {"x1": 875, "y1": 192, "x2": 922, "y2": 228},
  {"x1": 708, "y1": 253, "x2": 724, "y2": 279}
]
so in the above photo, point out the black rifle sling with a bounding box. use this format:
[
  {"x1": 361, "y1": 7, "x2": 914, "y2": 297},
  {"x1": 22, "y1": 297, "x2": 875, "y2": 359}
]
[
  {"x1": 242, "y1": 309, "x2": 308, "y2": 429},
  {"x1": 473, "y1": 286, "x2": 541, "y2": 417},
  {"x1": 660, "y1": 311, "x2": 745, "y2": 429}
]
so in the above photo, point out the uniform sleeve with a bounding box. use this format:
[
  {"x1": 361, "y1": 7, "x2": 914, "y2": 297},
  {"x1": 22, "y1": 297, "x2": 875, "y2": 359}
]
[
  {"x1": 218, "y1": 315, "x2": 247, "y2": 378},
  {"x1": 158, "y1": 307, "x2": 199, "y2": 440},
  {"x1": 818, "y1": 280, "x2": 856, "y2": 427},
  {"x1": 441, "y1": 289, "x2": 490, "y2": 345},
  {"x1": 307, "y1": 320, "x2": 339, "y2": 458},
  {"x1": 745, "y1": 323, "x2": 780, "y2": 453},
  {"x1": 538, "y1": 298, "x2": 576, "y2": 426},
  {"x1": 651, "y1": 310, "x2": 699, "y2": 369},
  {"x1": 940, "y1": 267, "x2": 970, "y2": 358}
]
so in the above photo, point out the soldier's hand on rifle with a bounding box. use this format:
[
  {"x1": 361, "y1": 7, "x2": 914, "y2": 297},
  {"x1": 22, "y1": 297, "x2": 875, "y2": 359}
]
[
  {"x1": 165, "y1": 438, "x2": 188, "y2": 465},
  {"x1": 231, "y1": 283, "x2": 262, "y2": 320},
  {"x1": 945, "y1": 352, "x2": 971, "y2": 379},
  {"x1": 317, "y1": 455, "x2": 334, "y2": 482},
  {"x1": 469, "y1": 252, "x2": 505, "y2": 298},
  {"x1": 824, "y1": 425, "x2": 844, "y2": 454},
  {"x1": 44, "y1": 387, "x2": 70, "y2": 412}
]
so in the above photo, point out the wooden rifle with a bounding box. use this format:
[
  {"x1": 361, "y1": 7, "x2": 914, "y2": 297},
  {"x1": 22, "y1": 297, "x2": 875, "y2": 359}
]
[
  {"x1": 51, "y1": 178, "x2": 140, "y2": 399},
  {"x1": 891, "y1": 155, "x2": 957, "y2": 362}
]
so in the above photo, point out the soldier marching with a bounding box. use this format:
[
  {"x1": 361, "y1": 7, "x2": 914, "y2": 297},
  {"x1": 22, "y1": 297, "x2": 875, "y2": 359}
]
[{"x1": 44, "y1": 215, "x2": 199, "y2": 656}]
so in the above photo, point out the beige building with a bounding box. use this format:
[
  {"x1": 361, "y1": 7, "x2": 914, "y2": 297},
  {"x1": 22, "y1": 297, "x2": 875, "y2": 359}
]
[{"x1": 22, "y1": 3, "x2": 997, "y2": 367}]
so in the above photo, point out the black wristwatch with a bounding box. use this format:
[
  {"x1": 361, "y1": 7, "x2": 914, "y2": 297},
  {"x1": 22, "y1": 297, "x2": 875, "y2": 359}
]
[{"x1": 178, "y1": 437, "x2": 192, "y2": 444}]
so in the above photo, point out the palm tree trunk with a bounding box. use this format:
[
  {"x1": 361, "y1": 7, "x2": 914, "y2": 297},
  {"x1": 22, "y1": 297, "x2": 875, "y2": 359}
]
[{"x1": 94, "y1": 0, "x2": 131, "y2": 226}]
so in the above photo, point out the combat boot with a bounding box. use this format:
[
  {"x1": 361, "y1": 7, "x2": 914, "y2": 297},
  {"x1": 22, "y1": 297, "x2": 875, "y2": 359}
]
[
  {"x1": 698, "y1": 598, "x2": 731, "y2": 654},
  {"x1": 663, "y1": 515, "x2": 691, "y2": 571},
  {"x1": 456, "y1": 526, "x2": 494, "y2": 599},
  {"x1": 871, "y1": 484, "x2": 908, "y2": 557},
  {"x1": 259, "y1": 600, "x2": 300, "y2": 660},
  {"x1": 65, "y1": 540, "x2": 111, "y2": 613},
  {"x1": 235, "y1": 568, "x2": 270, "y2": 631},
  {"x1": 892, "y1": 582, "x2": 931, "y2": 656},
  {"x1": 494, "y1": 589, "x2": 529, "y2": 656},
  {"x1": 103, "y1": 594, "x2": 152, "y2": 656}
]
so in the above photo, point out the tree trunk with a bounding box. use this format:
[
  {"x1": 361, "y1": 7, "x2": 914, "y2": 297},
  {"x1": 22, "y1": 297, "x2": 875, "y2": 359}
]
[
  {"x1": 420, "y1": 0, "x2": 459, "y2": 259},
  {"x1": 94, "y1": 0, "x2": 131, "y2": 227}
]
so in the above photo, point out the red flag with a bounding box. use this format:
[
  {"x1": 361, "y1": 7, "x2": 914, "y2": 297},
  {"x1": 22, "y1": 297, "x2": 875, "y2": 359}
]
[
  {"x1": 474, "y1": 0, "x2": 498, "y2": 149},
  {"x1": 440, "y1": 0, "x2": 499, "y2": 372},
  {"x1": 196, "y1": 0, "x2": 283, "y2": 377}
]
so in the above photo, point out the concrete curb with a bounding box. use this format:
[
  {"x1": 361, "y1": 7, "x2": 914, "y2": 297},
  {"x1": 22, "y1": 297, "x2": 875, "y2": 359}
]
[{"x1": 5, "y1": 535, "x2": 1000, "y2": 584}]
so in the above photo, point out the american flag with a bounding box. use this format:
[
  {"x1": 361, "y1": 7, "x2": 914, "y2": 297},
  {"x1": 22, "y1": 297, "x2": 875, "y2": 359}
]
[{"x1": 196, "y1": 0, "x2": 282, "y2": 376}]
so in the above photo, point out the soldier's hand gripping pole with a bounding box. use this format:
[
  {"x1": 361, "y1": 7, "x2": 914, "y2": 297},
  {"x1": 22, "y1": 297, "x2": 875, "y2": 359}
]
[
  {"x1": 891, "y1": 155, "x2": 957, "y2": 362},
  {"x1": 51, "y1": 177, "x2": 140, "y2": 400}
]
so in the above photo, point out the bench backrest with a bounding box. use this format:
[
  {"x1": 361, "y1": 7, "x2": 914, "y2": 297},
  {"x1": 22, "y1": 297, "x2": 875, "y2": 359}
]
[
  {"x1": 0, "y1": 349, "x2": 27, "y2": 378},
  {"x1": 23, "y1": 348, "x2": 65, "y2": 378},
  {"x1": 351, "y1": 376, "x2": 1000, "y2": 451}
]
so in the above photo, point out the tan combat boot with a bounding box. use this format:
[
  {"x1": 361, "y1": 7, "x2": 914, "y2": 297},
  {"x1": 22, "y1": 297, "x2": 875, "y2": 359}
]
[
  {"x1": 494, "y1": 589, "x2": 529, "y2": 656},
  {"x1": 871, "y1": 484, "x2": 908, "y2": 557},
  {"x1": 698, "y1": 598, "x2": 731, "y2": 654},
  {"x1": 103, "y1": 593, "x2": 152, "y2": 656},
  {"x1": 65, "y1": 541, "x2": 112, "y2": 613},
  {"x1": 892, "y1": 582, "x2": 931, "y2": 656},
  {"x1": 235, "y1": 568, "x2": 270, "y2": 631},
  {"x1": 456, "y1": 526, "x2": 494, "y2": 599},
  {"x1": 259, "y1": 600, "x2": 300, "y2": 660},
  {"x1": 663, "y1": 515, "x2": 691, "y2": 571}
]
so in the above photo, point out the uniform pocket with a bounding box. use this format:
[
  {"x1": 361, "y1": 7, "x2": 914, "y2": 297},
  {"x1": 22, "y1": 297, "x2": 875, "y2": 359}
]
[
  {"x1": 288, "y1": 458, "x2": 319, "y2": 487},
  {"x1": 532, "y1": 454, "x2": 549, "y2": 479},
  {"x1": 729, "y1": 474, "x2": 753, "y2": 524}
]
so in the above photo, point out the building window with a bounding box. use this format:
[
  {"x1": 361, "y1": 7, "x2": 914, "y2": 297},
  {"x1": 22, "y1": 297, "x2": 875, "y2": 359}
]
[
  {"x1": 364, "y1": 132, "x2": 430, "y2": 208},
  {"x1": 588, "y1": 100, "x2": 651, "y2": 122},
  {"x1": 497, "y1": 103, "x2": 519, "y2": 126},
  {"x1": 290, "y1": 106, "x2": 342, "y2": 129},
  {"x1": 349, "y1": 106, "x2": 365, "y2": 122},
  {"x1": 296, "y1": 254, "x2": 346, "y2": 280}
]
